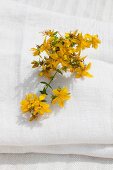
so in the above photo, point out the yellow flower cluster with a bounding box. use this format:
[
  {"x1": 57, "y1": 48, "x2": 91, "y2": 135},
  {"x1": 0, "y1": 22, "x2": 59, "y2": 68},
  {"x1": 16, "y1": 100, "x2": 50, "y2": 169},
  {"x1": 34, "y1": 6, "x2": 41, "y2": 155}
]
[
  {"x1": 21, "y1": 94, "x2": 51, "y2": 121},
  {"x1": 20, "y1": 30, "x2": 100, "y2": 121},
  {"x1": 21, "y1": 87, "x2": 70, "y2": 120},
  {"x1": 31, "y1": 30, "x2": 100, "y2": 78}
]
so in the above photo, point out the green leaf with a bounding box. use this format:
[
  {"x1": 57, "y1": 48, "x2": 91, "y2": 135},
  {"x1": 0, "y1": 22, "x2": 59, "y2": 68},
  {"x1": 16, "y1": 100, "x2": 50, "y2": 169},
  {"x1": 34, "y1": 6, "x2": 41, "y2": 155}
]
[
  {"x1": 56, "y1": 69, "x2": 63, "y2": 75},
  {"x1": 40, "y1": 88, "x2": 47, "y2": 95},
  {"x1": 50, "y1": 76, "x2": 54, "y2": 79},
  {"x1": 53, "y1": 31, "x2": 58, "y2": 35},
  {"x1": 40, "y1": 81, "x2": 48, "y2": 85},
  {"x1": 40, "y1": 82, "x2": 53, "y2": 89},
  {"x1": 62, "y1": 66, "x2": 67, "y2": 72}
]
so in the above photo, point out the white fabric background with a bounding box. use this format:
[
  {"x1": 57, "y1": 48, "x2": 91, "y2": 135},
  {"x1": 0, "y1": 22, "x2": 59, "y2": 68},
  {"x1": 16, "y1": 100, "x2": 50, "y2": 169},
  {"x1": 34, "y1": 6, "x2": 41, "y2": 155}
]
[
  {"x1": 0, "y1": 153, "x2": 113, "y2": 170},
  {"x1": 1, "y1": 0, "x2": 113, "y2": 169}
]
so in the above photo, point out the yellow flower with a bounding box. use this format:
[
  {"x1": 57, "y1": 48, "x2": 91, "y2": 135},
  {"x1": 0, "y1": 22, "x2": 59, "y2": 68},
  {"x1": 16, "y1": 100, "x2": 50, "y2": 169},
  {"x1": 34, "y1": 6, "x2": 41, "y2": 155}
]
[
  {"x1": 34, "y1": 94, "x2": 51, "y2": 115},
  {"x1": 31, "y1": 48, "x2": 40, "y2": 56},
  {"x1": 52, "y1": 87, "x2": 70, "y2": 107},
  {"x1": 65, "y1": 33, "x2": 70, "y2": 38},
  {"x1": 91, "y1": 35, "x2": 101, "y2": 49},
  {"x1": 39, "y1": 38, "x2": 51, "y2": 53},
  {"x1": 75, "y1": 33, "x2": 91, "y2": 52},
  {"x1": 47, "y1": 59, "x2": 59, "y2": 69},
  {"x1": 21, "y1": 100, "x2": 30, "y2": 112},
  {"x1": 31, "y1": 60, "x2": 39, "y2": 68},
  {"x1": 21, "y1": 93, "x2": 38, "y2": 112},
  {"x1": 39, "y1": 70, "x2": 52, "y2": 79},
  {"x1": 75, "y1": 63, "x2": 93, "y2": 78},
  {"x1": 43, "y1": 30, "x2": 55, "y2": 36},
  {"x1": 50, "y1": 53, "x2": 59, "y2": 60},
  {"x1": 20, "y1": 93, "x2": 51, "y2": 118}
]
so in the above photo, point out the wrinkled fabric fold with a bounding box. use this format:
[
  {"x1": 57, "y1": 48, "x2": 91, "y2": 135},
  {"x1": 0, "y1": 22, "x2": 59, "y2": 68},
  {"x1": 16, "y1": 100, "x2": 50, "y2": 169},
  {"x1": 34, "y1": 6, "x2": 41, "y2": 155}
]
[{"x1": 0, "y1": 1, "x2": 113, "y2": 158}]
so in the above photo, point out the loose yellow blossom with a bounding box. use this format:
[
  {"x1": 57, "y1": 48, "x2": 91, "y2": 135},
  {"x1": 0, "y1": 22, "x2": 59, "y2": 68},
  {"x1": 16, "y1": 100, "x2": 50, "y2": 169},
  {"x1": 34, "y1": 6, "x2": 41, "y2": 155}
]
[
  {"x1": 91, "y1": 35, "x2": 101, "y2": 49},
  {"x1": 75, "y1": 63, "x2": 93, "y2": 78},
  {"x1": 75, "y1": 33, "x2": 91, "y2": 52},
  {"x1": 31, "y1": 48, "x2": 40, "y2": 56},
  {"x1": 39, "y1": 70, "x2": 51, "y2": 78},
  {"x1": 42, "y1": 30, "x2": 55, "y2": 36},
  {"x1": 52, "y1": 87, "x2": 70, "y2": 107},
  {"x1": 20, "y1": 93, "x2": 51, "y2": 120}
]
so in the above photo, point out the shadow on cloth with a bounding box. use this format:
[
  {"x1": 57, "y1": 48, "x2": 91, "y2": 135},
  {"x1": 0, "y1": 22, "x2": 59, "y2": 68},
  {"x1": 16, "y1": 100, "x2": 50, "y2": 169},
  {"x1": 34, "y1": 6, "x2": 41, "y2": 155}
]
[
  {"x1": 0, "y1": 153, "x2": 113, "y2": 165},
  {"x1": 16, "y1": 70, "x2": 74, "y2": 128}
]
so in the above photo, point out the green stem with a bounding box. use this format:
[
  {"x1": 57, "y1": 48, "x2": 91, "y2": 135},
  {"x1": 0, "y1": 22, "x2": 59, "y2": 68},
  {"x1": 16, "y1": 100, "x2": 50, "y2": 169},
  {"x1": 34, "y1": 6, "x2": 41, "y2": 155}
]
[
  {"x1": 40, "y1": 70, "x2": 58, "y2": 95},
  {"x1": 45, "y1": 70, "x2": 57, "y2": 90}
]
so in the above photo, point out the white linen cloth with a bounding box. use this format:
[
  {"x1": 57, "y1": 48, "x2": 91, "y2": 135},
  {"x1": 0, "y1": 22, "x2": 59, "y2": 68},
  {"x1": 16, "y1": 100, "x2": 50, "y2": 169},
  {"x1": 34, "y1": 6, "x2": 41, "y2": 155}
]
[{"x1": 0, "y1": 0, "x2": 113, "y2": 159}]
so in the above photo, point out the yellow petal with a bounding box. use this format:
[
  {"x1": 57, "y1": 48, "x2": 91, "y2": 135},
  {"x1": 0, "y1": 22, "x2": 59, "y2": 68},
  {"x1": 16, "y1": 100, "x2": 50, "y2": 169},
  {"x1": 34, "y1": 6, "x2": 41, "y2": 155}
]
[
  {"x1": 83, "y1": 71, "x2": 93, "y2": 78},
  {"x1": 80, "y1": 56, "x2": 87, "y2": 60},
  {"x1": 52, "y1": 97, "x2": 58, "y2": 104},
  {"x1": 75, "y1": 74, "x2": 82, "y2": 78},
  {"x1": 86, "y1": 63, "x2": 91, "y2": 70},
  {"x1": 31, "y1": 48, "x2": 40, "y2": 56},
  {"x1": 59, "y1": 101, "x2": 64, "y2": 107},
  {"x1": 20, "y1": 100, "x2": 29, "y2": 112},
  {"x1": 84, "y1": 34, "x2": 92, "y2": 39},
  {"x1": 52, "y1": 89, "x2": 59, "y2": 95},
  {"x1": 62, "y1": 87, "x2": 68, "y2": 94},
  {"x1": 39, "y1": 72, "x2": 43, "y2": 77},
  {"x1": 39, "y1": 94, "x2": 46, "y2": 101}
]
